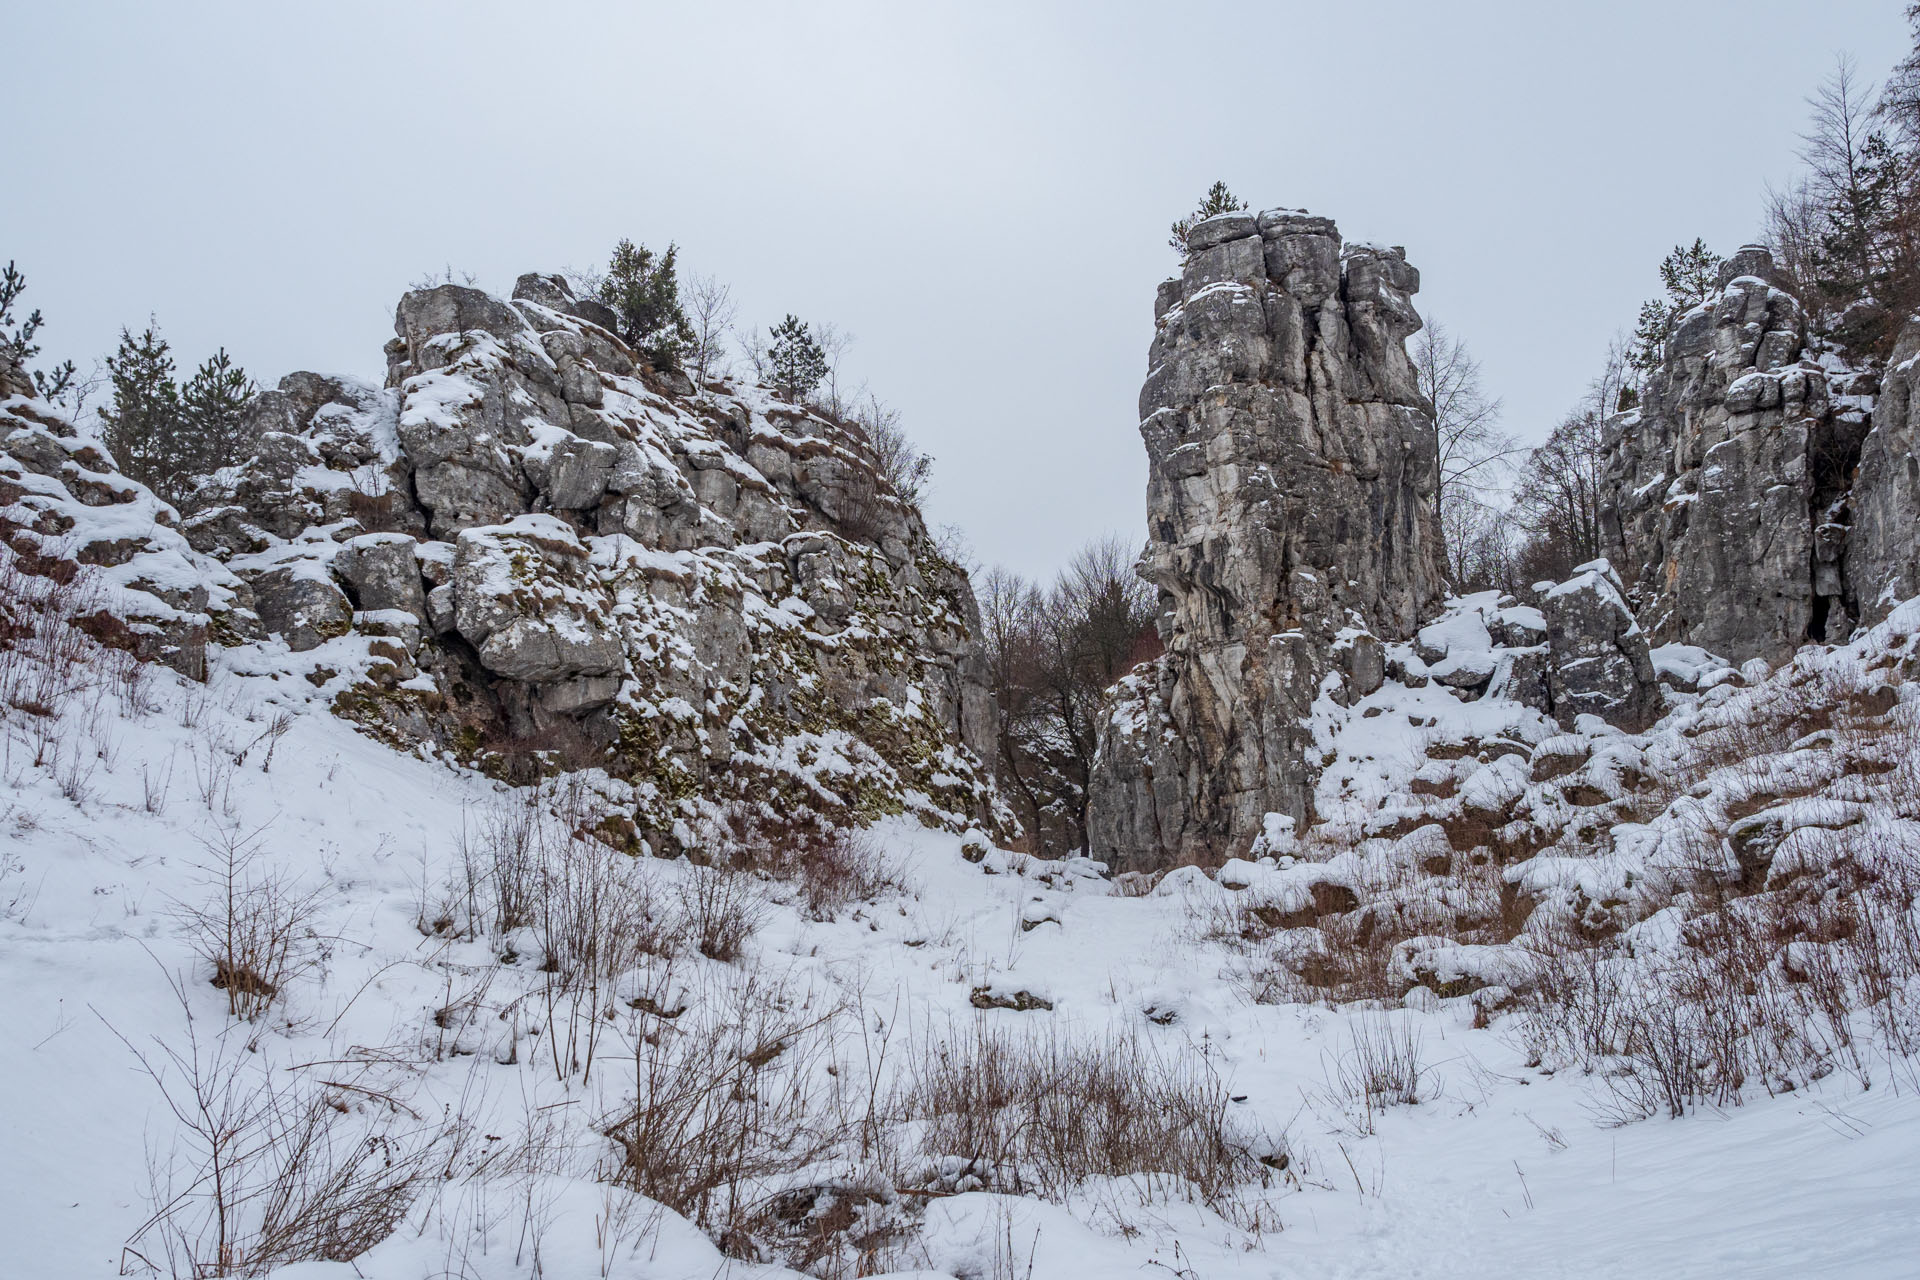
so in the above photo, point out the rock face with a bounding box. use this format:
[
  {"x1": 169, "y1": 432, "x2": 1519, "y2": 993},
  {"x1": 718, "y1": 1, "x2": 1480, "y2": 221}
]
[
  {"x1": 1539, "y1": 561, "x2": 1660, "y2": 731},
  {"x1": 182, "y1": 274, "x2": 1003, "y2": 845},
  {"x1": 1, "y1": 383, "x2": 252, "y2": 680},
  {"x1": 1848, "y1": 318, "x2": 1920, "y2": 626},
  {"x1": 1088, "y1": 209, "x2": 1444, "y2": 869},
  {"x1": 1602, "y1": 246, "x2": 1874, "y2": 664}
]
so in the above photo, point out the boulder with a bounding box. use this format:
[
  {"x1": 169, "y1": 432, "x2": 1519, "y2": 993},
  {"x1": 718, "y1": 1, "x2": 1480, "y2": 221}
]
[
  {"x1": 1540, "y1": 561, "x2": 1660, "y2": 730},
  {"x1": 451, "y1": 516, "x2": 624, "y2": 689},
  {"x1": 333, "y1": 533, "x2": 428, "y2": 623},
  {"x1": 252, "y1": 568, "x2": 353, "y2": 652}
]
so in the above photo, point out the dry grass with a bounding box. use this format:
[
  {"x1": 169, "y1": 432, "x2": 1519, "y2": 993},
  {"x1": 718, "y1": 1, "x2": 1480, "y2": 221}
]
[
  {"x1": 602, "y1": 976, "x2": 844, "y2": 1241},
  {"x1": 901, "y1": 1020, "x2": 1276, "y2": 1203},
  {"x1": 1321, "y1": 1015, "x2": 1429, "y2": 1134}
]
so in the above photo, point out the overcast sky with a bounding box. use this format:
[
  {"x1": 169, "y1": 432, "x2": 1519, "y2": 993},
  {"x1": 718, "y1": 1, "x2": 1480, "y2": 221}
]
[{"x1": 7, "y1": 1, "x2": 1911, "y2": 581}]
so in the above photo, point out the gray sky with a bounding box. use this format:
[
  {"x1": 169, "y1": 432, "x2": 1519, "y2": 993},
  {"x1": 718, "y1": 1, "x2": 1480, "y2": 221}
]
[{"x1": 7, "y1": 1, "x2": 1910, "y2": 583}]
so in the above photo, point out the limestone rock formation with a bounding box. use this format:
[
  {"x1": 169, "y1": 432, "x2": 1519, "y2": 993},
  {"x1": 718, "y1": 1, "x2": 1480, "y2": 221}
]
[
  {"x1": 1088, "y1": 208, "x2": 1444, "y2": 869},
  {"x1": 1539, "y1": 561, "x2": 1660, "y2": 731},
  {"x1": 1602, "y1": 246, "x2": 1872, "y2": 664},
  {"x1": 1, "y1": 376, "x2": 252, "y2": 679},
  {"x1": 1848, "y1": 318, "x2": 1920, "y2": 626},
  {"x1": 176, "y1": 274, "x2": 1002, "y2": 844}
]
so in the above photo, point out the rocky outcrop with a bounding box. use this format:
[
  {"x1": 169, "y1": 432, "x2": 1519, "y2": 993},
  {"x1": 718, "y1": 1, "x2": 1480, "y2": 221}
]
[
  {"x1": 1602, "y1": 246, "x2": 1875, "y2": 665},
  {"x1": 1848, "y1": 318, "x2": 1920, "y2": 627},
  {"x1": 1, "y1": 388, "x2": 253, "y2": 679},
  {"x1": 180, "y1": 273, "x2": 1003, "y2": 845},
  {"x1": 1088, "y1": 208, "x2": 1444, "y2": 869},
  {"x1": 1540, "y1": 561, "x2": 1660, "y2": 731}
]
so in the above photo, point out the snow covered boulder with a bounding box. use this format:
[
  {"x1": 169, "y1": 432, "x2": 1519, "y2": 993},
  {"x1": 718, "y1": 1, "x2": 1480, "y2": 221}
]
[
  {"x1": 333, "y1": 533, "x2": 428, "y2": 623},
  {"x1": 1541, "y1": 560, "x2": 1659, "y2": 730},
  {"x1": 451, "y1": 515, "x2": 623, "y2": 702},
  {"x1": 251, "y1": 566, "x2": 352, "y2": 652}
]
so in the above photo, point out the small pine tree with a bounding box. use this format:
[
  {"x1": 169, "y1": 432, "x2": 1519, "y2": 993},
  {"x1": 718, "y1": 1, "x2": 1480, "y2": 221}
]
[
  {"x1": 1628, "y1": 298, "x2": 1675, "y2": 373},
  {"x1": 1168, "y1": 181, "x2": 1250, "y2": 255},
  {"x1": 596, "y1": 239, "x2": 697, "y2": 370},
  {"x1": 766, "y1": 315, "x2": 828, "y2": 403},
  {"x1": 0, "y1": 261, "x2": 76, "y2": 401},
  {"x1": 101, "y1": 324, "x2": 186, "y2": 505},
  {"x1": 180, "y1": 348, "x2": 255, "y2": 482},
  {"x1": 1657, "y1": 238, "x2": 1724, "y2": 309},
  {"x1": 1627, "y1": 240, "x2": 1725, "y2": 376}
]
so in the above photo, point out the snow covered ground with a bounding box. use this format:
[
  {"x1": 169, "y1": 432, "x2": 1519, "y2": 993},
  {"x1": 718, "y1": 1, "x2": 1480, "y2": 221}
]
[
  {"x1": 4, "y1": 619, "x2": 1920, "y2": 1280},
  {"x1": 3, "y1": 556, "x2": 1920, "y2": 1280}
]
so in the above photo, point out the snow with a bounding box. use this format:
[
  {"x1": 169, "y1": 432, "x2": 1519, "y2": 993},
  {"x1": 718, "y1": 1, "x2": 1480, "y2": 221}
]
[{"x1": 5, "y1": 570, "x2": 1920, "y2": 1278}]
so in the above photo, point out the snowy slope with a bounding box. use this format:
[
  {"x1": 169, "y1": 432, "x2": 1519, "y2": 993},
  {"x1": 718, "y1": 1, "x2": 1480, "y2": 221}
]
[{"x1": 6, "y1": 585, "x2": 1920, "y2": 1279}]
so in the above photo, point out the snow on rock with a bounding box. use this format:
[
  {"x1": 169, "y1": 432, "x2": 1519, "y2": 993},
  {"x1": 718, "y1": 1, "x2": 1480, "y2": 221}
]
[{"x1": 144, "y1": 275, "x2": 1007, "y2": 845}]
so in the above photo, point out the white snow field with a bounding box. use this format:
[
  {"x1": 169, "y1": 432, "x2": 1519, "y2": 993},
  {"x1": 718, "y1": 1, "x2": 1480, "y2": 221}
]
[{"x1": 5, "y1": 598, "x2": 1920, "y2": 1279}]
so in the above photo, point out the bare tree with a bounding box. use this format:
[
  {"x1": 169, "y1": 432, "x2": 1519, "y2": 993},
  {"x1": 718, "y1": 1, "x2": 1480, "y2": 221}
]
[
  {"x1": 1510, "y1": 348, "x2": 1622, "y2": 584},
  {"x1": 977, "y1": 565, "x2": 1049, "y2": 837},
  {"x1": 1413, "y1": 317, "x2": 1519, "y2": 591},
  {"x1": 849, "y1": 390, "x2": 932, "y2": 506},
  {"x1": 683, "y1": 273, "x2": 736, "y2": 387},
  {"x1": 735, "y1": 323, "x2": 771, "y2": 384},
  {"x1": 1800, "y1": 55, "x2": 1888, "y2": 300},
  {"x1": 1763, "y1": 178, "x2": 1826, "y2": 303},
  {"x1": 977, "y1": 539, "x2": 1155, "y2": 853},
  {"x1": 811, "y1": 321, "x2": 856, "y2": 417}
]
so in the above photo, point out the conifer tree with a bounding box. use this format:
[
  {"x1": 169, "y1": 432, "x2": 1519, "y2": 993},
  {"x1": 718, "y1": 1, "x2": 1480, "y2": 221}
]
[
  {"x1": 1658, "y1": 239, "x2": 1723, "y2": 308},
  {"x1": 0, "y1": 261, "x2": 76, "y2": 401},
  {"x1": 1168, "y1": 181, "x2": 1250, "y2": 255},
  {"x1": 596, "y1": 239, "x2": 696, "y2": 369},
  {"x1": 1628, "y1": 241, "x2": 1724, "y2": 374},
  {"x1": 180, "y1": 348, "x2": 255, "y2": 480},
  {"x1": 766, "y1": 314, "x2": 828, "y2": 403},
  {"x1": 100, "y1": 324, "x2": 186, "y2": 505}
]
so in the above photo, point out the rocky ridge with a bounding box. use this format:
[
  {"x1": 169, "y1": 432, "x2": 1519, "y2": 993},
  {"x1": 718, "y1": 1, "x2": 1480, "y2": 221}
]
[
  {"x1": 4, "y1": 274, "x2": 1005, "y2": 847},
  {"x1": 1601, "y1": 245, "x2": 1913, "y2": 664}
]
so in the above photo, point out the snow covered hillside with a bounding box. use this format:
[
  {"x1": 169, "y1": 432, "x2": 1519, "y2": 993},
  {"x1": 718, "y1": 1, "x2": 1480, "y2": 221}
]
[{"x1": 7, "y1": 531, "x2": 1920, "y2": 1277}]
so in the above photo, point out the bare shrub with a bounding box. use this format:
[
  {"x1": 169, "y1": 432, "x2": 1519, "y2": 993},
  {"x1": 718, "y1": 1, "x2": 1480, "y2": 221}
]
[
  {"x1": 1512, "y1": 815, "x2": 1920, "y2": 1121},
  {"x1": 603, "y1": 976, "x2": 843, "y2": 1237},
  {"x1": 112, "y1": 979, "x2": 459, "y2": 1278},
  {"x1": 531, "y1": 827, "x2": 678, "y2": 1083},
  {"x1": 459, "y1": 792, "x2": 541, "y2": 935},
  {"x1": 175, "y1": 826, "x2": 322, "y2": 1022},
  {"x1": 676, "y1": 862, "x2": 765, "y2": 963},
  {"x1": 0, "y1": 543, "x2": 99, "y2": 728},
  {"x1": 1322, "y1": 1015, "x2": 1429, "y2": 1134},
  {"x1": 902, "y1": 1021, "x2": 1273, "y2": 1203}
]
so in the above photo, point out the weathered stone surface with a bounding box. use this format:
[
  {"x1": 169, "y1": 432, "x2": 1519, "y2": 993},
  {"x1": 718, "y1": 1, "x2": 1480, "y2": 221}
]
[
  {"x1": 525, "y1": 434, "x2": 617, "y2": 510},
  {"x1": 1184, "y1": 211, "x2": 1259, "y2": 253},
  {"x1": 1849, "y1": 317, "x2": 1920, "y2": 626},
  {"x1": 1089, "y1": 207, "x2": 1444, "y2": 869},
  {"x1": 1540, "y1": 561, "x2": 1660, "y2": 731},
  {"x1": 452, "y1": 516, "x2": 624, "y2": 687},
  {"x1": 333, "y1": 533, "x2": 428, "y2": 623},
  {"x1": 252, "y1": 568, "x2": 353, "y2": 652},
  {"x1": 1602, "y1": 246, "x2": 1866, "y2": 663}
]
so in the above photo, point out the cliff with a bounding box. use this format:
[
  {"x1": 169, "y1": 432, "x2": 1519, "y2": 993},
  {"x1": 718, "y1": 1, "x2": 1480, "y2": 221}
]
[
  {"x1": 1601, "y1": 245, "x2": 1894, "y2": 663},
  {"x1": 1088, "y1": 209, "x2": 1445, "y2": 868}
]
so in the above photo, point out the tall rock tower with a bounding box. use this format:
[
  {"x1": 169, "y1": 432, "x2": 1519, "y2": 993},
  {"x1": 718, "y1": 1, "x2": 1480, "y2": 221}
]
[{"x1": 1088, "y1": 209, "x2": 1443, "y2": 869}]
